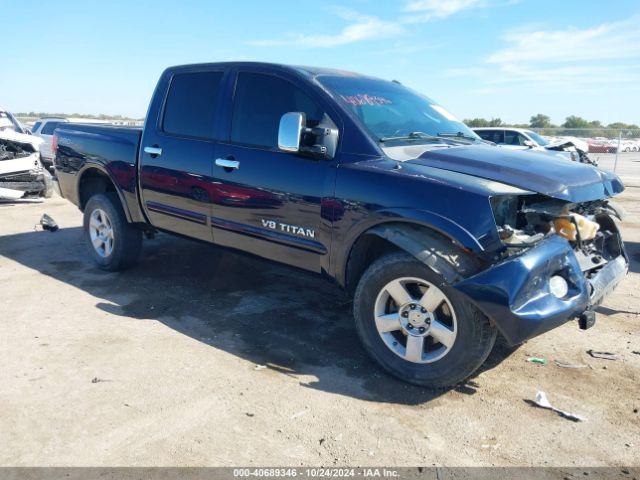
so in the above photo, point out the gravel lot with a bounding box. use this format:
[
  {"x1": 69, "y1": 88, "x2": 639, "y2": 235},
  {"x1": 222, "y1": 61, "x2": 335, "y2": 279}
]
[{"x1": 0, "y1": 155, "x2": 639, "y2": 467}]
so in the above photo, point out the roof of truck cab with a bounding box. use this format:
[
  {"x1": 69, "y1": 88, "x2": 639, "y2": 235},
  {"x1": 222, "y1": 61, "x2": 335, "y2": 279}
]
[{"x1": 166, "y1": 61, "x2": 370, "y2": 79}]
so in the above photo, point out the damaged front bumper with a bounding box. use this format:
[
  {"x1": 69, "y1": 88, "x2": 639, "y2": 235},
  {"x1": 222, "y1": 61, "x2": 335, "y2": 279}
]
[
  {"x1": 0, "y1": 159, "x2": 53, "y2": 199},
  {"x1": 454, "y1": 235, "x2": 628, "y2": 345},
  {"x1": 1, "y1": 132, "x2": 52, "y2": 200}
]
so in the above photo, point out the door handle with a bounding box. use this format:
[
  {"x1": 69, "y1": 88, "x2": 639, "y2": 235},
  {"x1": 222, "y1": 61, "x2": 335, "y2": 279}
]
[
  {"x1": 215, "y1": 158, "x2": 240, "y2": 170},
  {"x1": 144, "y1": 146, "x2": 162, "y2": 157}
]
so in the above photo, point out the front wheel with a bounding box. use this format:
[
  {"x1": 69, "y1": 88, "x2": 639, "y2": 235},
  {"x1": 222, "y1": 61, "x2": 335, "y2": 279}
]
[
  {"x1": 83, "y1": 193, "x2": 142, "y2": 271},
  {"x1": 353, "y1": 252, "x2": 497, "y2": 388}
]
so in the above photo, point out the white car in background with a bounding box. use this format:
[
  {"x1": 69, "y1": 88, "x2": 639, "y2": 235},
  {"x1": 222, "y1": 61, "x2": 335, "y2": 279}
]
[
  {"x1": 620, "y1": 140, "x2": 639, "y2": 152},
  {"x1": 30, "y1": 118, "x2": 69, "y2": 168},
  {"x1": 473, "y1": 127, "x2": 595, "y2": 165}
]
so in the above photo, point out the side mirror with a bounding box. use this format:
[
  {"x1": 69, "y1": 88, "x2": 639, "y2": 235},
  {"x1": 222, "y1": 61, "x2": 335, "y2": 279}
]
[
  {"x1": 278, "y1": 112, "x2": 305, "y2": 153},
  {"x1": 523, "y1": 140, "x2": 535, "y2": 148}
]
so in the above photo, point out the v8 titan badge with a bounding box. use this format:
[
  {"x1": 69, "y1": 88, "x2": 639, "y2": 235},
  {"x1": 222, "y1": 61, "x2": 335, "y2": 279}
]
[{"x1": 261, "y1": 219, "x2": 315, "y2": 239}]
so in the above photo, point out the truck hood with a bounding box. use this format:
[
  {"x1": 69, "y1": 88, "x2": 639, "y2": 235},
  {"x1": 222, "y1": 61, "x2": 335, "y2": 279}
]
[{"x1": 391, "y1": 144, "x2": 623, "y2": 203}]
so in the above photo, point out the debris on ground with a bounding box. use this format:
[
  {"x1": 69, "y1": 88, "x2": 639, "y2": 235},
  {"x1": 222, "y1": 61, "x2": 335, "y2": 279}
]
[
  {"x1": 91, "y1": 377, "x2": 107, "y2": 384},
  {"x1": 290, "y1": 410, "x2": 307, "y2": 419},
  {"x1": 554, "y1": 360, "x2": 588, "y2": 369},
  {"x1": 631, "y1": 351, "x2": 640, "y2": 356},
  {"x1": 245, "y1": 412, "x2": 255, "y2": 417},
  {"x1": 254, "y1": 364, "x2": 267, "y2": 371},
  {"x1": 532, "y1": 391, "x2": 586, "y2": 422},
  {"x1": 40, "y1": 214, "x2": 59, "y2": 232},
  {"x1": 587, "y1": 350, "x2": 620, "y2": 361},
  {"x1": 527, "y1": 357, "x2": 547, "y2": 365}
]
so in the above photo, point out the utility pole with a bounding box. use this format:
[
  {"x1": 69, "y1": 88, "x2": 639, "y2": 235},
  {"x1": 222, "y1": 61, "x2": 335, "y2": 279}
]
[{"x1": 613, "y1": 131, "x2": 622, "y2": 172}]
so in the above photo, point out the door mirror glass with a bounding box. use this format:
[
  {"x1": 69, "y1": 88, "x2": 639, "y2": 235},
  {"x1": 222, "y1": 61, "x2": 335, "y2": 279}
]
[{"x1": 278, "y1": 112, "x2": 305, "y2": 153}]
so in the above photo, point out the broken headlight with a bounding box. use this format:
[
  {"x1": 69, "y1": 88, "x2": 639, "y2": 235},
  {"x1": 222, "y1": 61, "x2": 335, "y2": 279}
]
[
  {"x1": 491, "y1": 194, "x2": 557, "y2": 247},
  {"x1": 492, "y1": 194, "x2": 605, "y2": 249},
  {"x1": 490, "y1": 195, "x2": 519, "y2": 229}
]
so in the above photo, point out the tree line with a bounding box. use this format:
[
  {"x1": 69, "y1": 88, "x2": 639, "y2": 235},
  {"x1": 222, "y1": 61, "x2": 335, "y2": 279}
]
[{"x1": 464, "y1": 114, "x2": 639, "y2": 138}]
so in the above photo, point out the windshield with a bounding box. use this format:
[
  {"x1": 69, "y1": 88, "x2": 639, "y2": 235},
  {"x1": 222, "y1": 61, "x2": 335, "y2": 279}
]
[
  {"x1": 524, "y1": 130, "x2": 550, "y2": 146},
  {"x1": 317, "y1": 75, "x2": 479, "y2": 143}
]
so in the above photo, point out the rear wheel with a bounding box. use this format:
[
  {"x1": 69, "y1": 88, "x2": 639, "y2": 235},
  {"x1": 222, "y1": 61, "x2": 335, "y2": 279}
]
[
  {"x1": 83, "y1": 193, "x2": 142, "y2": 271},
  {"x1": 354, "y1": 252, "x2": 497, "y2": 388}
]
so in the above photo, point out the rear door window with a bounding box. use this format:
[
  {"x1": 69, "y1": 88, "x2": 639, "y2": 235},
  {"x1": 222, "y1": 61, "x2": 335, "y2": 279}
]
[
  {"x1": 162, "y1": 71, "x2": 224, "y2": 139},
  {"x1": 230, "y1": 72, "x2": 324, "y2": 149},
  {"x1": 504, "y1": 131, "x2": 527, "y2": 146}
]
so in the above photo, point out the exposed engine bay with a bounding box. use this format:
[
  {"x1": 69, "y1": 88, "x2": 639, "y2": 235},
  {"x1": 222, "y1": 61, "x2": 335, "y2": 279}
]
[
  {"x1": 0, "y1": 131, "x2": 52, "y2": 200},
  {"x1": 0, "y1": 136, "x2": 37, "y2": 161},
  {"x1": 492, "y1": 194, "x2": 625, "y2": 288}
]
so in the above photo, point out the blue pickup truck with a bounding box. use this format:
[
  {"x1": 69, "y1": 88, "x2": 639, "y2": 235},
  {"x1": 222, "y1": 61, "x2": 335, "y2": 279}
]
[{"x1": 53, "y1": 62, "x2": 628, "y2": 387}]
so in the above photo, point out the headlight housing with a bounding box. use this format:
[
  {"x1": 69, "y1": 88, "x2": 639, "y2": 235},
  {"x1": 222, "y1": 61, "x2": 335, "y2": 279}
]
[
  {"x1": 490, "y1": 195, "x2": 519, "y2": 230},
  {"x1": 491, "y1": 194, "x2": 546, "y2": 246}
]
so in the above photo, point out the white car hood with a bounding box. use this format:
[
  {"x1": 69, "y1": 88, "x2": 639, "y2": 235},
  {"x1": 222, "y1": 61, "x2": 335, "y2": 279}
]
[
  {"x1": 546, "y1": 137, "x2": 588, "y2": 153},
  {"x1": 0, "y1": 129, "x2": 44, "y2": 149}
]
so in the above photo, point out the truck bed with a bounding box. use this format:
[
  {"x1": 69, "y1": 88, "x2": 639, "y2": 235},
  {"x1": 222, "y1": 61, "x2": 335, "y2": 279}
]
[{"x1": 54, "y1": 123, "x2": 143, "y2": 220}]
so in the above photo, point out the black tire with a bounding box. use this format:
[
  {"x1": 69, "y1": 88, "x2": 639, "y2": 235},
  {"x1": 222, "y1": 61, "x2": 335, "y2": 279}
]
[
  {"x1": 353, "y1": 252, "x2": 497, "y2": 388},
  {"x1": 83, "y1": 193, "x2": 142, "y2": 271},
  {"x1": 41, "y1": 169, "x2": 53, "y2": 198}
]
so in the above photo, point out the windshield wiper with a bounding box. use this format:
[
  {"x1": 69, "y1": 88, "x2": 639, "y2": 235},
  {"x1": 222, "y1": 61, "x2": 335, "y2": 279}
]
[
  {"x1": 379, "y1": 131, "x2": 443, "y2": 143},
  {"x1": 436, "y1": 132, "x2": 478, "y2": 143}
]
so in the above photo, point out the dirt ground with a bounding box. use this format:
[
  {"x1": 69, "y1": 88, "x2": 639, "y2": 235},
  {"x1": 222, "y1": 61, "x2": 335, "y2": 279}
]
[{"x1": 0, "y1": 155, "x2": 639, "y2": 467}]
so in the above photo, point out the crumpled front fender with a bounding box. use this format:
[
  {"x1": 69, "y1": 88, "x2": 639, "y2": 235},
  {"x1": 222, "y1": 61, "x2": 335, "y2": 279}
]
[{"x1": 454, "y1": 235, "x2": 590, "y2": 345}]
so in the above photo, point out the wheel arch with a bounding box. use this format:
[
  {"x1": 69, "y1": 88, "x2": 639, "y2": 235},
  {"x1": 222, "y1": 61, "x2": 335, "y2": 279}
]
[
  {"x1": 343, "y1": 220, "x2": 485, "y2": 293},
  {"x1": 77, "y1": 165, "x2": 132, "y2": 222}
]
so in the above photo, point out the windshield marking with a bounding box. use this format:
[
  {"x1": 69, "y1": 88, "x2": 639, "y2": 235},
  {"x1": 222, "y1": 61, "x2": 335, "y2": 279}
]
[{"x1": 339, "y1": 94, "x2": 392, "y2": 106}]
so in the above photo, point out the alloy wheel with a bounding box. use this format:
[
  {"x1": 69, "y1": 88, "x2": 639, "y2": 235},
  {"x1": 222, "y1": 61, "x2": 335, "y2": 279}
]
[
  {"x1": 89, "y1": 208, "x2": 114, "y2": 258},
  {"x1": 374, "y1": 277, "x2": 457, "y2": 363}
]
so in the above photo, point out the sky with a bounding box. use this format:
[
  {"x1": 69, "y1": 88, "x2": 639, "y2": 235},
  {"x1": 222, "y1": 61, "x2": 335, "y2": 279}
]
[{"x1": 3, "y1": 0, "x2": 639, "y2": 125}]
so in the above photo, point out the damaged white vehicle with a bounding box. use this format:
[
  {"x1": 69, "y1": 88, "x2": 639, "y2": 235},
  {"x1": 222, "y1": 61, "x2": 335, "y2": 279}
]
[
  {"x1": 474, "y1": 127, "x2": 597, "y2": 166},
  {"x1": 0, "y1": 128, "x2": 53, "y2": 200}
]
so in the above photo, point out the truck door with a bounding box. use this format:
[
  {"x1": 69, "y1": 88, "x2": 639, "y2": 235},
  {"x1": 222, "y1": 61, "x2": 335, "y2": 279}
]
[
  {"x1": 210, "y1": 70, "x2": 339, "y2": 272},
  {"x1": 139, "y1": 68, "x2": 225, "y2": 242}
]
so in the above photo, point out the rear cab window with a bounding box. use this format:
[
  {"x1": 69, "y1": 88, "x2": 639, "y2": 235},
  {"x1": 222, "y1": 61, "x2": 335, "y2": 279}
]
[
  {"x1": 31, "y1": 121, "x2": 42, "y2": 133},
  {"x1": 230, "y1": 72, "x2": 325, "y2": 149},
  {"x1": 41, "y1": 121, "x2": 63, "y2": 135},
  {"x1": 162, "y1": 71, "x2": 224, "y2": 139}
]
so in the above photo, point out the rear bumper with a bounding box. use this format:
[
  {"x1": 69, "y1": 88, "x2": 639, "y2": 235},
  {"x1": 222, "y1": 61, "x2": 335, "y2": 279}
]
[{"x1": 454, "y1": 235, "x2": 628, "y2": 345}]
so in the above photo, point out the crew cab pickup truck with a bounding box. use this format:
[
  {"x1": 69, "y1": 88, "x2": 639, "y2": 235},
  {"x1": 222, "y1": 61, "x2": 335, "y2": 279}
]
[{"x1": 54, "y1": 62, "x2": 628, "y2": 387}]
